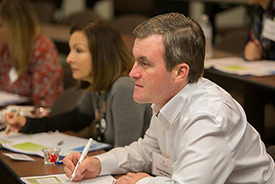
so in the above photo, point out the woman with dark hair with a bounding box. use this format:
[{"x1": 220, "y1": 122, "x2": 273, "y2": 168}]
[{"x1": 5, "y1": 20, "x2": 151, "y2": 147}]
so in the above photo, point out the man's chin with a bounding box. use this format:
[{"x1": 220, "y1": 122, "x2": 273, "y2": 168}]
[{"x1": 133, "y1": 95, "x2": 147, "y2": 104}]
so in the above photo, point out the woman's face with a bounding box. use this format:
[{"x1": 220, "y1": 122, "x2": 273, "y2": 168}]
[{"x1": 66, "y1": 31, "x2": 92, "y2": 82}]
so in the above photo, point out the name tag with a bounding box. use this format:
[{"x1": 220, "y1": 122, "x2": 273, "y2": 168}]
[
  {"x1": 262, "y1": 17, "x2": 275, "y2": 42},
  {"x1": 152, "y1": 152, "x2": 173, "y2": 177}
]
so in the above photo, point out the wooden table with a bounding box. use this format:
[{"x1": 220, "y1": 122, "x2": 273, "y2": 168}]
[
  {"x1": 0, "y1": 131, "x2": 107, "y2": 184},
  {"x1": 205, "y1": 50, "x2": 275, "y2": 142}
]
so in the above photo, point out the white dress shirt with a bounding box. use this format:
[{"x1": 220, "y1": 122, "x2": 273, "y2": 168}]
[{"x1": 96, "y1": 78, "x2": 275, "y2": 183}]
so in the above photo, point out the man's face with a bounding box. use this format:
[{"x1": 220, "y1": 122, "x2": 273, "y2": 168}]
[{"x1": 129, "y1": 34, "x2": 178, "y2": 109}]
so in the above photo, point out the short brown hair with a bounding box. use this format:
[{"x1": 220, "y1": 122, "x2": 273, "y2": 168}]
[
  {"x1": 133, "y1": 12, "x2": 205, "y2": 83},
  {"x1": 70, "y1": 20, "x2": 134, "y2": 91}
]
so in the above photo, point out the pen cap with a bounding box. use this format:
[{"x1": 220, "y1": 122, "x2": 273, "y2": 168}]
[{"x1": 82, "y1": 138, "x2": 93, "y2": 155}]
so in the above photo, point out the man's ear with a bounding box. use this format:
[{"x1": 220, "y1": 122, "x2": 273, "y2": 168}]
[{"x1": 173, "y1": 63, "x2": 189, "y2": 81}]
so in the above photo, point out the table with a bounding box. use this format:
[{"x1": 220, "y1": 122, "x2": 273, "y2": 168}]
[
  {"x1": 0, "y1": 149, "x2": 105, "y2": 184},
  {"x1": 205, "y1": 50, "x2": 275, "y2": 142},
  {"x1": 172, "y1": 0, "x2": 246, "y2": 3},
  {"x1": 0, "y1": 131, "x2": 106, "y2": 184},
  {"x1": 41, "y1": 23, "x2": 135, "y2": 54}
]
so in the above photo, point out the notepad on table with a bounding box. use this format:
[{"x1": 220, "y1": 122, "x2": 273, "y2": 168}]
[{"x1": 21, "y1": 174, "x2": 116, "y2": 184}]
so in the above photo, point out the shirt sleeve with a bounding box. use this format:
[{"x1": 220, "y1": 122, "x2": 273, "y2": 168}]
[
  {"x1": 20, "y1": 108, "x2": 92, "y2": 134},
  {"x1": 31, "y1": 36, "x2": 63, "y2": 107},
  {"x1": 20, "y1": 91, "x2": 95, "y2": 134},
  {"x1": 96, "y1": 118, "x2": 159, "y2": 176},
  {"x1": 96, "y1": 114, "x2": 235, "y2": 184}
]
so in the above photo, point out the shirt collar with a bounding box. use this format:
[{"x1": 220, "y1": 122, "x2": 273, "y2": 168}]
[{"x1": 152, "y1": 78, "x2": 204, "y2": 125}]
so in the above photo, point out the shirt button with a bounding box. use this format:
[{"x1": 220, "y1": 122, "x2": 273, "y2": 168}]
[{"x1": 166, "y1": 125, "x2": 170, "y2": 130}]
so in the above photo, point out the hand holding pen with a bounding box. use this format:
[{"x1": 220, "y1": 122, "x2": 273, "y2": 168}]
[
  {"x1": 4, "y1": 109, "x2": 27, "y2": 134},
  {"x1": 63, "y1": 138, "x2": 102, "y2": 181},
  {"x1": 244, "y1": 31, "x2": 262, "y2": 61}
]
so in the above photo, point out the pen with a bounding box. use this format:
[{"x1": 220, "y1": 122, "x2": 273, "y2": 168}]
[
  {"x1": 70, "y1": 138, "x2": 94, "y2": 182},
  {"x1": 55, "y1": 161, "x2": 63, "y2": 165},
  {"x1": 250, "y1": 31, "x2": 258, "y2": 45},
  {"x1": 5, "y1": 109, "x2": 19, "y2": 134}
]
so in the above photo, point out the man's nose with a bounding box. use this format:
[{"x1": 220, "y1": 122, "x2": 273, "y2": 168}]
[{"x1": 129, "y1": 62, "x2": 139, "y2": 79}]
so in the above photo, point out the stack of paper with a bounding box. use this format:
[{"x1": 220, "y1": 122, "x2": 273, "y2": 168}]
[
  {"x1": 204, "y1": 57, "x2": 275, "y2": 76},
  {"x1": 0, "y1": 131, "x2": 111, "y2": 157},
  {"x1": 0, "y1": 91, "x2": 29, "y2": 107}
]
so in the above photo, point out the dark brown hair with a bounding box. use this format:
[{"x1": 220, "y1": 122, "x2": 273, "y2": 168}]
[
  {"x1": 70, "y1": 20, "x2": 134, "y2": 91},
  {"x1": 133, "y1": 12, "x2": 205, "y2": 83}
]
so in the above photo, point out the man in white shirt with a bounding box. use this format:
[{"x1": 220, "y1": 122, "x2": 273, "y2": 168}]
[{"x1": 63, "y1": 12, "x2": 275, "y2": 183}]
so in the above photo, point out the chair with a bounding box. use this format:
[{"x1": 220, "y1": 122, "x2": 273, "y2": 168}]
[
  {"x1": 267, "y1": 145, "x2": 275, "y2": 161},
  {"x1": 31, "y1": 1, "x2": 57, "y2": 23},
  {"x1": 214, "y1": 28, "x2": 248, "y2": 55},
  {"x1": 110, "y1": 14, "x2": 149, "y2": 35},
  {"x1": 59, "y1": 9, "x2": 100, "y2": 26},
  {"x1": 113, "y1": 0, "x2": 156, "y2": 17}
]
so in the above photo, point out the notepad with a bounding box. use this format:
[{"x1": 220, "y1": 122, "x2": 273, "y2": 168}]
[
  {"x1": 204, "y1": 57, "x2": 275, "y2": 76},
  {"x1": 0, "y1": 91, "x2": 28, "y2": 107},
  {"x1": 4, "y1": 153, "x2": 35, "y2": 161},
  {"x1": 21, "y1": 174, "x2": 116, "y2": 184},
  {"x1": 0, "y1": 131, "x2": 111, "y2": 157}
]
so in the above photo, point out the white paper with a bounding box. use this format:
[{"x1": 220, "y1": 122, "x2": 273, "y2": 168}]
[
  {"x1": 0, "y1": 131, "x2": 111, "y2": 157},
  {"x1": 204, "y1": 57, "x2": 275, "y2": 76},
  {"x1": 0, "y1": 90, "x2": 28, "y2": 107},
  {"x1": 3, "y1": 153, "x2": 35, "y2": 161},
  {"x1": 21, "y1": 174, "x2": 116, "y2": 184},
  {"x1": 262, "y1": 17, "x2": 275, "y2": 42}
]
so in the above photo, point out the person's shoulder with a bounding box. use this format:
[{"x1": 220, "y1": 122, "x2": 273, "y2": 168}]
[
  {"x1": 34, "y1": 35, "x2": 56, "y2": 49},
  {"x1": 110, "y1": 77, "x2": 134, "y2": 93},
  {"x1": 112, "y1": 77, "x2": 134, "y2": 88}
]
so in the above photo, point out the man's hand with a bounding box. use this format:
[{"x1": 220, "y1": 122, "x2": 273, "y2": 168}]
[
  {"x1": 116, "y1": 172, "x2": 151, "y2": 184},
  {"x1": 63, "y1": 152, "x2": 101, "y2": 181}
]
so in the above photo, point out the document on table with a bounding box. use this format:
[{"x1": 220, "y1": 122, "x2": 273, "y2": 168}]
[
  {"x1": 0, "y1": 91, "x2": 28, "y2": 107},
  {"x1": 0, "y1": 131, "x2": 111, "y2": 157},
  {"x1": 204, "y1": 57, "x2": 275, "y2": 76},
  {"x1": 21, "y1": 174, "x2": 116, "y2": 184}
]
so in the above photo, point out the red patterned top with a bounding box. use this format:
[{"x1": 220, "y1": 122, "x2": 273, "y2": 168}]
[{"x1": 0, "y1": 35, "x2": 63, "y2": 107}]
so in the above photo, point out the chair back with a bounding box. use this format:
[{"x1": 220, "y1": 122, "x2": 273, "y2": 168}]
[
  {"x1": 60, "y1": 9, "x2": 100, "y2": 26},
  {"x1": 111, "y1": 14, "x2": 149, "y2": 35}
]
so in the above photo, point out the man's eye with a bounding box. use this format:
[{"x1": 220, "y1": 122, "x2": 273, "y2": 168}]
[{"x1": 141, "y1": 61, "x2": 149, "y2": 67}]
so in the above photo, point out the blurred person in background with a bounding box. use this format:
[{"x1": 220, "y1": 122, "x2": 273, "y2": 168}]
[
  {"x1": 244, "y1": 0, "x2": 275, "y2": 61},
  {"x1": 0, "y1": 0, "x2": 63, "y2": 108},
  {"x1": 5, "y1": 20, "x2": 151, "y2": 147}
]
